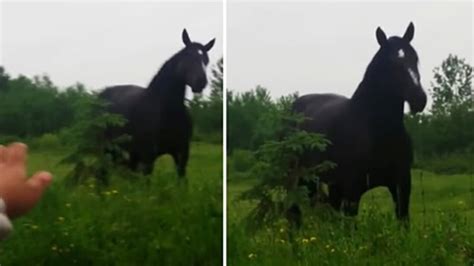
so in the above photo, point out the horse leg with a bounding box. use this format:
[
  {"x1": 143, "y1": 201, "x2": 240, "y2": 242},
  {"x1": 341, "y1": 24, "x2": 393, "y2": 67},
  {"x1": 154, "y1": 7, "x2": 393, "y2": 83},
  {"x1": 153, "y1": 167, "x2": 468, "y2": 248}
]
[
  {"x1": 286, "y1": 204, "x2": 302, "y2": 230},
  {"x1": 388, "y1": 168, "x2": 411, "y2": 223},
  {"x1": 284, "y1": 176, "x2": 319, "y2": 229},
  {"x1": 128, "y1": 153, "x2": 140, "y2": 171},
  {"x1": 341, "y1": 193, "x2": 362, "y2": 217},
  {"x1": 337, "y1": 173, "x2": 366, "y2": 216},
  {"x1": 172, "y1": 146, "x2": 189, "y2": 180},
  {"x1": 128, "y1": 152, "x2": 153, "y2": 176},
  {"x1": 141, "y1": 161, "x2": 154, "y2": 175},
  {"x1": 328, "y1": 183, "x2": 343, "y2": 211}
]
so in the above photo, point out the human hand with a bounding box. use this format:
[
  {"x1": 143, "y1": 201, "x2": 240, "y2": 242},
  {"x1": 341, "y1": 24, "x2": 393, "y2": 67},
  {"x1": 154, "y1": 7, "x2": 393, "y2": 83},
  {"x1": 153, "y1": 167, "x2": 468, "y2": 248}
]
[{"x1": 0, "y1": 143, "x2": 52, "y2": 218}]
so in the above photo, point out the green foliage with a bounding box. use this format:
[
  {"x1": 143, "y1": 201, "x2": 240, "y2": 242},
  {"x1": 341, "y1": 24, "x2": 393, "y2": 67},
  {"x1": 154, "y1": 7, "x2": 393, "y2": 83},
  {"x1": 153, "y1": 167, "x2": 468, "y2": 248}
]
[
  {"x1": 0, "y1": 135, "x2": 22, "y2": 145},
  {"x1": 0, "y1": 143, "x2": 223, "y2": 265},
  {"x1": 0, "y1": 66, "x2": 221, "y2": 146},
  {"x1": 228, "y1": 169, "x2": 474, "y2": 266},
  {"x1": 431, "y1": 54, "x2": 473, "y2": 116},
  {"x1": 227, "y1": 91, "x2": 334, "y2": 226},
  {"x1": 0, "y1": 68, "x2": 90, "y2": 138},
  {"x1": 189, "y1": 58, "x2": 223, "y2": 143},
  {"x1": 414, "y1": 153, "x2": 474, "y2": 175},
  {"x1": 405, "y1": 54, "x2": 473, "y2": 173},
  {"x1": 231, "y1": 149, "x2": 255, "y2": 173},
  {"x1": 60, "y1": 96, "x2": 131, "y2": 187},
  {"x1": 240, "y1": 113, "x2": 334, "y2": 228},
  {"x1": 227, "y1": 86, "x2": 298, "y2": 153},
  {"x1": 30, "y1": 133, "x2": 62, "y2": 150}
]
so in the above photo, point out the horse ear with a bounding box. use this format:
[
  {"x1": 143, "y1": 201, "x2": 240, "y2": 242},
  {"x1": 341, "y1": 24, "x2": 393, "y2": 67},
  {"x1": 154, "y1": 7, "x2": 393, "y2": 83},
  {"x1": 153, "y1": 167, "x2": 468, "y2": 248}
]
[
  {"x1": 376, "y1": 27, "x2": 387, "y2": 46},
  {"x1": 182, "y1": 29, "x2": 191, "y2": 46},
  {"x1": 403, "y1": 22, "x2": 415, "y2": 42},
  {"x1": 204, "y1": 38, "x2": 215, "y2": 51}
]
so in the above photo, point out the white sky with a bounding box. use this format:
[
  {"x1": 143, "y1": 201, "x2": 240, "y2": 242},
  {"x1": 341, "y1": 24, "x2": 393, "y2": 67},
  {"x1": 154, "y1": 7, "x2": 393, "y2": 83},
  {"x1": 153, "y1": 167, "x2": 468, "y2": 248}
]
[
  {"x1": 0, "y1": 0, "x2": 472, "y2": 99},
  {"x1": 228, "y1": 1, "x2": 473, "y2": 99},
  {"x1": 1, "y1": 1, "x2": 223, "y2": 93}
]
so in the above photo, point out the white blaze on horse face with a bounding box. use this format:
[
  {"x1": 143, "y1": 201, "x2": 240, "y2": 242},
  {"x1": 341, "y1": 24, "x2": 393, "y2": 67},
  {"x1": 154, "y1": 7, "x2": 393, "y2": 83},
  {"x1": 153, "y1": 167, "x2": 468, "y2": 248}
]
[
  {"x1": 398, "y1": 49, "x2": 405, "y2": 58},
  {"x1": 408, "y1": 67, "x2": 419, "y2": 86},
  {"x1": 201, "y1": 61, "x2": 206, "y2": 74}
]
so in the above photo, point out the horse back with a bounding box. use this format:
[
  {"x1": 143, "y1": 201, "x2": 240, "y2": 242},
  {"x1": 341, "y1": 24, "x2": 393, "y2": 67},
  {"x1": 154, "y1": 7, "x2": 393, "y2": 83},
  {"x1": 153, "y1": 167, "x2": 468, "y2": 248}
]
[
  {"x1": 293, "y1": 93, "x2": 372, "y2": 171},
  {"x1": 293, "y1": 93, "x2": 350, "y2": 133},
  {"x1": 99, "y1": 85, "x2": 146, "y2": 118}
]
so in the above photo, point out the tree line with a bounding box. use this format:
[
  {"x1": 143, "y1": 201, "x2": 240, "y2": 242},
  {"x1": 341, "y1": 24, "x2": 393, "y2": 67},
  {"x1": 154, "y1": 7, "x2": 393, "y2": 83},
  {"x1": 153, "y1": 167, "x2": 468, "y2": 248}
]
[{"x1": 0, "y1": 58, "x2": 223, "y2": 146}]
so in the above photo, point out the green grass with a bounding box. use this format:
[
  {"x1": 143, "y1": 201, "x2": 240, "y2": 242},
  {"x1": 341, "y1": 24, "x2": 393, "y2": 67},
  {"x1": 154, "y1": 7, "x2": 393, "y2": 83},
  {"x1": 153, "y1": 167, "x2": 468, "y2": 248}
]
[
  {"x1": 0, "y1": 142, "x2": 223, "y2": 266},
  {"x1": 228, "y1": 168, "x2": 474, "y2": 266}
]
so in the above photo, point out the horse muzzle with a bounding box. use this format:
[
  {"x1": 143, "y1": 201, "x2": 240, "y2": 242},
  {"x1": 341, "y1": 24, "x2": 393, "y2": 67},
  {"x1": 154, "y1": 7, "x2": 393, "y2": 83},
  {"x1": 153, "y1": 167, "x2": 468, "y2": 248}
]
[
  {"x1": 190, "y1": 79, "x2": 207, "y2": 94},
  {"x1": 407, "y1": 87, "x2": 427, "y2": 114}
]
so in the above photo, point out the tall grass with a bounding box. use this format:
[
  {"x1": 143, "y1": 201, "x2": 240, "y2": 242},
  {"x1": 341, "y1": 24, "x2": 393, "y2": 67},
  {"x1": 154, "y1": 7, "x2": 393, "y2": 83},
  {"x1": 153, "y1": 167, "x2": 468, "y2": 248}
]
[
  {"x1": 228, "y1": 165, "x2": 474, "y2": 265},
  {"x1": 0, "y1": 142, "x2": 223, "y2": 266}
]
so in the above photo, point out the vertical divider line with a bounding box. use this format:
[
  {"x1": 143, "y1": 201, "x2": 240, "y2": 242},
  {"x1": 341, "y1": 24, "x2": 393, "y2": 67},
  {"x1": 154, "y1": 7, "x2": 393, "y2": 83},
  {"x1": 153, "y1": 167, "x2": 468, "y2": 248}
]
[{"x1": 222, "y1": 0, "x2": 228, "y2": 264}]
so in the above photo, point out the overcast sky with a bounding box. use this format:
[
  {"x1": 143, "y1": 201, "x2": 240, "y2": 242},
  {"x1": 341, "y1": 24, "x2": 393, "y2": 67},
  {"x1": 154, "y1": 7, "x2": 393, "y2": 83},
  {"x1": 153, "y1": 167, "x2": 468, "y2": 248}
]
[
  {"x1": 228, "y1": 1, "x2": 473, "y2": 99},
  {"x1": 1, "y1": 1, "x2": 222, "y2": 93}
]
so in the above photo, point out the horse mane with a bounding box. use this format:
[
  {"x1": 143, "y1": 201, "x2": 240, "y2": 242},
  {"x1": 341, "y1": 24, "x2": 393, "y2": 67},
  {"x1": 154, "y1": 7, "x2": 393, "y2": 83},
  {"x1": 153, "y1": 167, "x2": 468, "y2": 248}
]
[
  {"x1": 351, "y1": 42, "x2": 406, "y2": 133},
  {"x1": 352, "y1": 42, "x2": 403, "y2": 103},
  {"x1": 147, "y1": 48, "x2": 186, "y2": 93},
  {"x1": 351, "y1": 49, "x2": 385, "y2": 103}
]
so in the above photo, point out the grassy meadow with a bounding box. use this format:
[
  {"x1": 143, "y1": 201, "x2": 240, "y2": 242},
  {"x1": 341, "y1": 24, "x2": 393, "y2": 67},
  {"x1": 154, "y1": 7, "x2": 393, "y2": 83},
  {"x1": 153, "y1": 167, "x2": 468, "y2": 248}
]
[
  {"x1": 0, "y1": 142, "x2": 223, "y2": 266},
  {"x1": 227, "y1": 156, "x2": 474, "y2": 266}
]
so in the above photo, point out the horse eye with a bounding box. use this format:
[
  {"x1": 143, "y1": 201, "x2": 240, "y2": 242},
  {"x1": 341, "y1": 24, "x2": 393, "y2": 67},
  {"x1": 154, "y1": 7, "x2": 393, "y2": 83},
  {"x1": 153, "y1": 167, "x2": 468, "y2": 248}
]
[{"x1": 197, "y1": 50, "x2": 203, "y2": 56}]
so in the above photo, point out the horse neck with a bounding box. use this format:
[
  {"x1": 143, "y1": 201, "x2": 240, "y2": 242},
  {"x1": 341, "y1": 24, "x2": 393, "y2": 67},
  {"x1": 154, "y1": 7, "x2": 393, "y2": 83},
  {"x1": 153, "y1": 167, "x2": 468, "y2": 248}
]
[
  {"x1": 147, "y1": 60, "x2": 186, "y2": 110},
  {"x1": 351, "y1": 70, "x2": 405, "y2": 134}
]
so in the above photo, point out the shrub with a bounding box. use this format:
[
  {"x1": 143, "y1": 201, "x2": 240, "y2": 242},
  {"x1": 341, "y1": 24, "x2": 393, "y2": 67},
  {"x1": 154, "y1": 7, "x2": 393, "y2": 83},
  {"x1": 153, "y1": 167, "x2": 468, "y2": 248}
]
[
  {"x1": 416, "y1": 153, "x2": 474, "y2": 175},
  {"x1": 0, "y1": 135, "x2": 22, "y2": 145},
  {"x1": 232, "y1": 149, "x2": 255, "y2": 173},
  {"x1": 240, "y1": 113, "x2": 335, "y2": 229},
  {"x1": 60, "y1": 96, "x2": 130, "y2": 187},
  {"x1": 30, "y1": 133, "x2": 62, "y2": 150}
]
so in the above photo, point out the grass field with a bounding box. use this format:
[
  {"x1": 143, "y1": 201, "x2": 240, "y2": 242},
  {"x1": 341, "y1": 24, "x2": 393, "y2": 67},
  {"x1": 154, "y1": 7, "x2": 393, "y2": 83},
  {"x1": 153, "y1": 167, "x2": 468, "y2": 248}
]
[
  {"x1": 228, "y1": 165, "x2": 474, "y2": 266},
  {"x1": 0, "y1": 142, "x2": 223, "y2": 266}
]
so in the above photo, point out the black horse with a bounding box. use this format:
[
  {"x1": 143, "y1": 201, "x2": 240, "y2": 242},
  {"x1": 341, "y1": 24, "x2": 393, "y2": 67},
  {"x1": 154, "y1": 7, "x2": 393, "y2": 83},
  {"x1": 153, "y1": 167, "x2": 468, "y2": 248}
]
[
  {"x1": 99, "y1": 29, "x2": 215, "y2": 178},
  {"x1": 289, "y1": 23, "x2": 427, "y2": 226}
]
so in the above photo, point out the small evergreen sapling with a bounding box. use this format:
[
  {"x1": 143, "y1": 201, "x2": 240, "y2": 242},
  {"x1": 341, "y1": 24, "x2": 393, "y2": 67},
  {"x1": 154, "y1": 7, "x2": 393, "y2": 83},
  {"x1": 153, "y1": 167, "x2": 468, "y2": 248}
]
[{"x1": 241, "y1": 113, "x2": 335, "y2": 229}]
